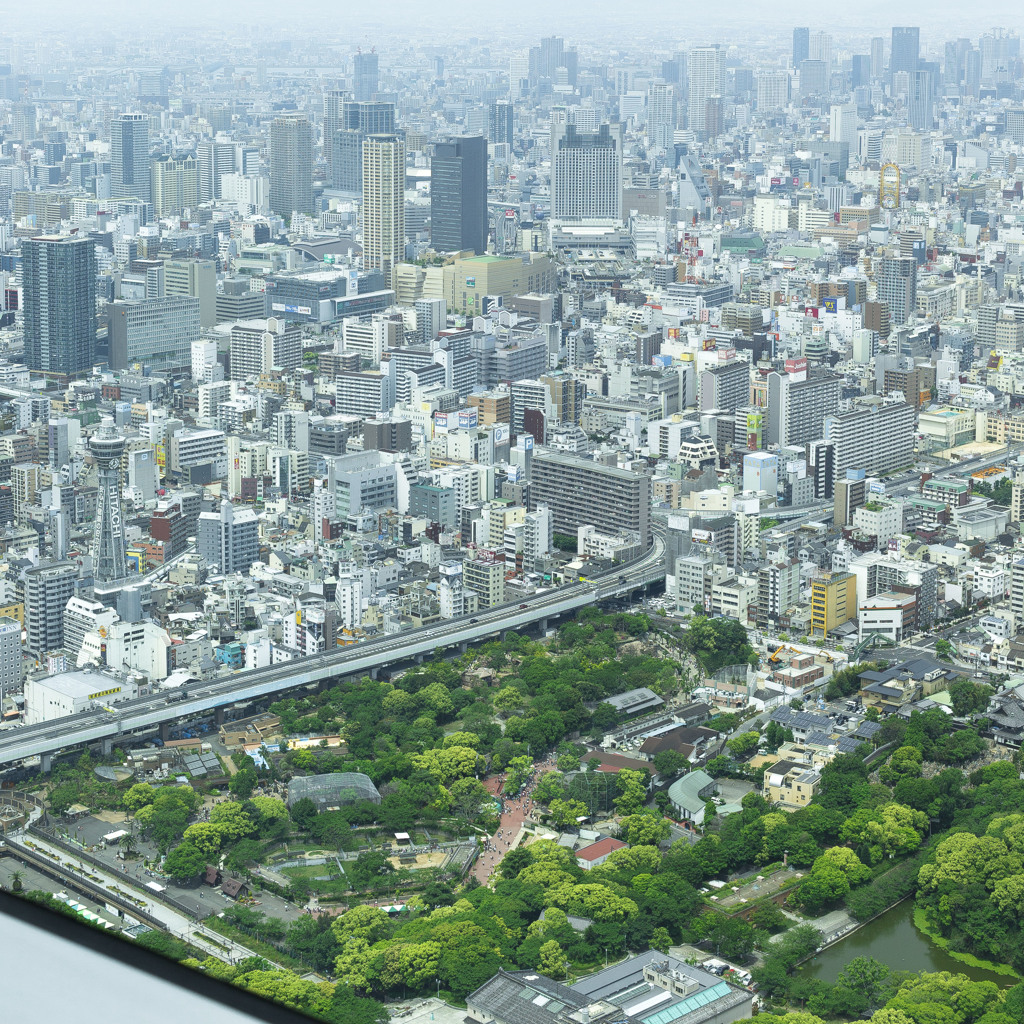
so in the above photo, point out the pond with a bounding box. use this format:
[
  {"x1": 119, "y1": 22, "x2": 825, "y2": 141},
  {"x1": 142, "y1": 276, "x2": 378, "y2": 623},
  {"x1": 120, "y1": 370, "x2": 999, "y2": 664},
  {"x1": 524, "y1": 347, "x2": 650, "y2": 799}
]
[{"x1": 800, "y1": 900, "x2": 1015, "y2": 987}]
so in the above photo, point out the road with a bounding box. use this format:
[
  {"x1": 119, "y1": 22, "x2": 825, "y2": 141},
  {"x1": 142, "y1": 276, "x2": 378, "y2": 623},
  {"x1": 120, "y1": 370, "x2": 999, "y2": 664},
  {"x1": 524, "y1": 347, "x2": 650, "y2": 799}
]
[{"x1": 0, "y1": 535, "x2": 666, "y2": 768}]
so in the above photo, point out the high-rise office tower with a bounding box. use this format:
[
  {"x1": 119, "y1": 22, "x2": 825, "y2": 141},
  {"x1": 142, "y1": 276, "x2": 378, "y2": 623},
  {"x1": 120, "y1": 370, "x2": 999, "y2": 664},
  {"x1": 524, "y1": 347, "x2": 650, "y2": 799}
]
[
  {"x1": 550, "y1": 122, "x2": 622, "y2": 222},
  {"x1": 687, "y1": 45, "x2": 725, "y2": 138},
  {"x1": 647, "y1": 84, "x2": 676, "y2": 148},
  {"x1": 871, "y1": 37, "x2": 886, "y2": 79},
  {"x1": 792, "y1": 28, "x2": 810, "y2": 67},
  {"x1": 757, "y1": 71, "x2": 790, "y2": 111},
  {"x1": 110, "y1": 112, "x2": 151, "y2": 203},
  {"x1": 488, "y1": 100, "x2": 514, "y2": 149},
  {"x1": 908, "y1": 69, "x2": 934, "y2": 130},
  {"x1": 323, "y1": 89, "x2": 347, "y2": 179},
  {"x1": 851, "y1": 55, "x2": 872, "y2": 88},
  {"x1": 877, "y1": 255, "x2": 918, "y2": 327},
  {"x1": 809, "y1": 32, "x2": 833, "y2": 72},
  {"x1": 829, "y1": 103, "x2": 858, "y2": 147},
  {"x1": 332, "y1": 100, "x2": 396, "y2": 192},
  {"x1": 353, "y1": 51, "x2": 379, "y2": 102},
  {"x1": 22, "y1": 234, "x2": 97, "y2": 376},
  {"x1": 891, "y1": 27, "x2": 921, "y2": 79},
  {"x1": 10, "y1": 102, "x2": 36, "y2": 142},
  {"x1": 362, "y1": 133, "x2": 406, "y2": 279},
  {"x1": 430, "y1": 136, "x2": 488, "y2": 255},
  {"x1": 90, "y1": 417, "x2": 129, "y2": 585},
  {"x1": 269, "y1": 114, "x2": 314, "y2": 218},
  {"x1": 196, "y1": 140, "x2": 236, "y2": 201}
]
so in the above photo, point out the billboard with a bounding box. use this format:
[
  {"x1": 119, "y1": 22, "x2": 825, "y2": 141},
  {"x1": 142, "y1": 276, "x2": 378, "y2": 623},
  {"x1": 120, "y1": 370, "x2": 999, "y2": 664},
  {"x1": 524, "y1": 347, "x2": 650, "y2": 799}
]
[
  {"x1": 458, "y1": 408, "x2": 479, "y2": 429},
  {"x1": 507, "y1": 464, "x2": 521, "y2": 483},
  {"x1": 493, "y1": 424, "x2": 510, "y2": 444},
  {"x1": 821, "y1": 296, "x2": 838, "y2": 313},
  {"x1": 667, "y1": 327, "x2": 680, "y2": 340},
  {"x1": 465, "y1": 276, "x2": 476, "y2": 288},
  {"x1": 691, "y1": 529, "x2": 711, "y2": 543},
  {"x1": 434, "y1": 411, "x2": 449, "y2": 431},
  {"x1": 271, "y1": 303, "x2": 312, "y2": 315},
  {"x1": 520, "y1": 435, "x2": 534, "y2": 450}
]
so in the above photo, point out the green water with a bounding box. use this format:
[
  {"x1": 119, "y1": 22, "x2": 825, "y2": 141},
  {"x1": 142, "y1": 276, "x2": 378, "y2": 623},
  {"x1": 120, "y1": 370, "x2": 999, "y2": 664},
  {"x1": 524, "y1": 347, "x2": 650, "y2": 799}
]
[{"x1": 801, "y1": 901, "x2": 1015, "y2": 987}]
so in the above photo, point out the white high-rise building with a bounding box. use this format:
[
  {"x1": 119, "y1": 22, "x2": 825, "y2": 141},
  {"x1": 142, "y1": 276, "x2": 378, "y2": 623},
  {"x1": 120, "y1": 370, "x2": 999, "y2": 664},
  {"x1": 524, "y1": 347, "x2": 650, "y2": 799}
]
[
  {"x1": 336, "y1": 575, "x2": 363, "y2": 629},
  {"x1": 438, "y1": 561, "x2": 465, "y2": 619},
  {"x1": 191, "y1": 340, "x2": 222, "y2": 383},
  {"x1": 757, "y1": 71, "x2": 790, "y2": 111},
  {"x1": 311, "y1": 479, "x2": 336, "y2": 544},
  {"x1": 362, "y1": 133, "x2": 406, "y2": 279},
  {"x1": 523, "y1": 506, "x2": 553, "y2": 574},
  {"x1": 829, "y1": 103, "x2": 858, "y2": 147},
  {"x1": 687, "y1": 45, "x2": 725, "y2": 137}
]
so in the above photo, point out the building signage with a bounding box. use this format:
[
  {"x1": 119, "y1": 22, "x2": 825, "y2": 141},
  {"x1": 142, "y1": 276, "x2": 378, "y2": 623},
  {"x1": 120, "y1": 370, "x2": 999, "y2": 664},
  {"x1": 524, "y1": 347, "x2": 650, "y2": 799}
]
[{"x1": 271, "y1": 303, "x2": 312, "y2": 315}]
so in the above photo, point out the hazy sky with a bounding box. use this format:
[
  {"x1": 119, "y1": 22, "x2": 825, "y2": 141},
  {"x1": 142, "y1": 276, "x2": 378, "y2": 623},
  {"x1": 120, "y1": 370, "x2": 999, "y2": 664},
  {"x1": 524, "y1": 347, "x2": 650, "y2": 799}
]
[{"x1": 1, "y1": 0, "x2": 1022, "y2": 40}]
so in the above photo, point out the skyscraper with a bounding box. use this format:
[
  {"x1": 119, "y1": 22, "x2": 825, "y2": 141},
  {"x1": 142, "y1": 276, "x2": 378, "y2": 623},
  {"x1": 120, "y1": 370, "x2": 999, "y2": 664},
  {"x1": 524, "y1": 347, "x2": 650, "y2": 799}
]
[
  {"x1": 90, "y1": 418, "x2": 128, "y2": 585},
  {"x1": 792, "y1": 28, "x2": 810, "y2": 67},
  {"x1": 269, "y1": 114, "x2": 314, "y2": 218},
  {"x1": 331, "y1": 100, "x2": 396, "y2": 192},
  {"x1": 22, "y1": 235, "x2": 97, "y2": 376},
  {"x1": 687, "y1": 45, "x2": 725, "y2": 138},
  {"x1": 488, "y1": 100, "x2": 514, "y2": 149},
  {"x1": 550, "y1": 122, "x2": 622, "y2": 222},
  {"x1": 871, "y1": 37, "x2": 886, "y2": 79},
  {"x1": 323, "y1": 89, "x2": 347, "y2": 179},
  {"x1": 877, "y1": 255, "x2": 918, "y2": 327},
  {"x1": 23, "y1": 561, "x2": 77, "y2": 655},
  {"x1": 353, "y1": 51, "x2": 379, "y2": 102},
  {"x1": 362, "y1": 133, "x2": 406, "y2": 279},
  {"x1": 908, "y1": 69, "x2": 934, "y2": 130},
  {"x1": 891, "y1": 27, "x2": 921, "y2": 79},
  {"x1": 150, "y1": 154, "x2": 200, "y2": 217},
  {"x1": 110, "y1": 112, "x2": 151, "y2": 203},
  {"x1": 430, "y1": 136, "x2": 488, "y2": 255},
  {"x1": 647, "y1": 84, "x2": 676, "y2": 148}
]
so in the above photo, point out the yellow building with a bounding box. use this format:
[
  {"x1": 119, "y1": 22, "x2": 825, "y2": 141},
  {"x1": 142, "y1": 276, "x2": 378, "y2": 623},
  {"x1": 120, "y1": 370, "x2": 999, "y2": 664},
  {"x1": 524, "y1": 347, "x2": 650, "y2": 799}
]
[
  {"x1": 0, "y1": 601, "x2": 24, "y2": 626},
  {"x1": 763, "y1": 762, "x2": 821, "y2": 808},
  {"x1": 810, "y1": 570, "x2": 856, "y2": 638},
  {"x1": 449, "y1": 253, "x2": 556, "y2": 313}
]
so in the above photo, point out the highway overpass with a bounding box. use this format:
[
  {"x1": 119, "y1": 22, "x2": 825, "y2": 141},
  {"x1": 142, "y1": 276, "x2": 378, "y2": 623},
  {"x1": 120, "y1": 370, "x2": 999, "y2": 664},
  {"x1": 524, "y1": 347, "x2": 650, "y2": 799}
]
[{"x1": 0, "y1": 534, "x2": 666, "y2": 770}]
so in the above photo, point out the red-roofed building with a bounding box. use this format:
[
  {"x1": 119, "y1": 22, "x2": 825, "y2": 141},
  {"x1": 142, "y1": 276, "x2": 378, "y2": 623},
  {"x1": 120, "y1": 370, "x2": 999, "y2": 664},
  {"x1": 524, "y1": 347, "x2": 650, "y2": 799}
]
[{"x1": 575, "y1": 837, "x2": 627, "y2": 870}]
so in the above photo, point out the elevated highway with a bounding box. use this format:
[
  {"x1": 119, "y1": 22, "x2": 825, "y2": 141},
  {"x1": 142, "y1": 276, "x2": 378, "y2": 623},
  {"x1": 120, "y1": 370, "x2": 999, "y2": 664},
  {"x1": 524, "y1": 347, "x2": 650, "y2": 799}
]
[{"x1": 0, "y1": 533, "x2": 666, "y2": 769}]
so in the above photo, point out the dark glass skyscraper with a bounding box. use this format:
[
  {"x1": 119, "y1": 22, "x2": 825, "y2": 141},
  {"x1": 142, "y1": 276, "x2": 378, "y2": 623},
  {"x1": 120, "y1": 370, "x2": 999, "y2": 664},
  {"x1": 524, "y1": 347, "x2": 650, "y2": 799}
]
[
  {"x1": 488, "y1": 101, "x2": 514, "y2": 149},
  {"x1": 269, "y1": 113, "x2": 314, "y2": 218},
  {"x1": 22, "y1": 234, "x2": 97, "y2": 375},
  {"x1": 793, "y1": 28, "x2": 810, "y2": 67},
  {"x1": 110, "y1": 112, "x2": 151, "y2": 203},
  {"x1": 430, "y1": 136, "x2": 488, "y2": 255},
  {"x1": 332, "y1": 100, "x2": 396, "y2": 192},
  {"x1": 353, "y1": 51, "x2": 379, "y2": 102},
  {"x1": 891, "y1": 27, "x2": 921, "y2": 79}
]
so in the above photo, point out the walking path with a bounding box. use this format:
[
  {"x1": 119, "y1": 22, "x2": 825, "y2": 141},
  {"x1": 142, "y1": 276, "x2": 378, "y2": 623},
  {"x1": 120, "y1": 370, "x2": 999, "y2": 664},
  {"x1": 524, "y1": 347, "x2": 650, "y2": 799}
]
[{"x1": 472, "y1": 756, "x2": 558, "y2": 884}]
